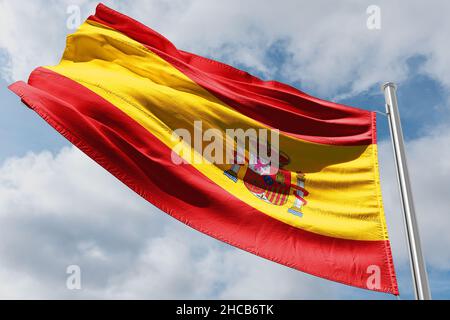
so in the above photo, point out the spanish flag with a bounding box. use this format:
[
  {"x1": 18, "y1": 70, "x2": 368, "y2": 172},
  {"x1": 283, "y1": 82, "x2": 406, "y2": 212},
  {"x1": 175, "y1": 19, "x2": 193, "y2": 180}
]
[{"x1": 9, "y1": 4, "x2": 398, "y2": 294}]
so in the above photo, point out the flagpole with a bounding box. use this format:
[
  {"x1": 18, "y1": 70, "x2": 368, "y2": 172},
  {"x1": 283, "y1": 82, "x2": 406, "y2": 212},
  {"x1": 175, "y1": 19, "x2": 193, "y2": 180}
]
[{"x1": 381, "y1": 82, "x2": 431, "y2": 300}]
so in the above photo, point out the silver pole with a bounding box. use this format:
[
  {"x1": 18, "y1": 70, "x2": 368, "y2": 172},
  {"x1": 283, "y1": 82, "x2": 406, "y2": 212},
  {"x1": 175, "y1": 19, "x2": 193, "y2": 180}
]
[{"x1": 382, "y1": 82, "x2": 431, "y2": 300}]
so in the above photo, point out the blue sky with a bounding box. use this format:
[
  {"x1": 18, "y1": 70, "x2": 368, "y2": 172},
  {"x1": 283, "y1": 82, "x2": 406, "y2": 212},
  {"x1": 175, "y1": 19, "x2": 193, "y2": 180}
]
[{"x1": 0, "y1": 0, "x2": 449, "y2": 299}]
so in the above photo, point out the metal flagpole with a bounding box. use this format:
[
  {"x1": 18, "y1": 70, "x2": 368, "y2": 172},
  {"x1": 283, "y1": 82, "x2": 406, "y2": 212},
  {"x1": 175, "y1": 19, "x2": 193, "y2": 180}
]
[{"x1": 381, "y1": 82, "x2": 431, "y2": 300}]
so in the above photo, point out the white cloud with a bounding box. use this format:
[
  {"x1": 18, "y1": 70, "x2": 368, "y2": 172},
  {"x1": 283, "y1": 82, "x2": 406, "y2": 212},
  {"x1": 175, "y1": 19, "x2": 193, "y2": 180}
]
[
  {"x1": 0, "y1": 147, "x2": 344, "y2": 299},
  {"x1": 1, "y1": 0, "x2": 450, "y2": 97},
  {"x1": 0, "y1": 0, "x2": 74, "y2": 82}
]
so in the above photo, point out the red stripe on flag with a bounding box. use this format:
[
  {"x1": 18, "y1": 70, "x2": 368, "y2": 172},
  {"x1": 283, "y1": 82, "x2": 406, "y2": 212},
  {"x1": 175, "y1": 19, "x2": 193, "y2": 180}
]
[
  {"x1": 8, "y1": 68, "x2": 398, "y2": 294},
  {"x1": 88, "y1": 4, "x2": 376, "y2": 146}
]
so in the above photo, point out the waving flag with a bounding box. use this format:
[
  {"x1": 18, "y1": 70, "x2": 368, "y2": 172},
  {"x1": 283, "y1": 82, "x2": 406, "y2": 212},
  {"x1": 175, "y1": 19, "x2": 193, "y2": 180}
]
[{"x1": 9, "y1": 4, "x2": 398, "y2": 294}]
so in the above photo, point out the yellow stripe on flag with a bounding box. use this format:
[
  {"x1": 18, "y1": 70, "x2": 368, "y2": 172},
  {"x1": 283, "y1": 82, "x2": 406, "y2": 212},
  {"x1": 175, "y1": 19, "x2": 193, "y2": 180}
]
[{"x1": 46, "y1": 21, "x2": 388, "y2": 241}]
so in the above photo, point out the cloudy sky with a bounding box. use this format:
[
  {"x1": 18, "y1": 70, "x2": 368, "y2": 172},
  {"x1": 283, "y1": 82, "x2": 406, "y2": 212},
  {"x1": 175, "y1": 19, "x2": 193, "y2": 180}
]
[{"x1": 0, "y1": 0, "x2": 449, "y2": 299}]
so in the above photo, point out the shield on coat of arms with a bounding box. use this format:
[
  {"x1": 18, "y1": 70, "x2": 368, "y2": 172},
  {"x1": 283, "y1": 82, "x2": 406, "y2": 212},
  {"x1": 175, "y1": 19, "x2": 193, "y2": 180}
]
[{"x1": 243, "y1": 166, "x2": 291, "y2": 206}]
